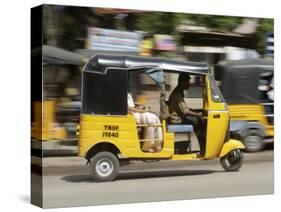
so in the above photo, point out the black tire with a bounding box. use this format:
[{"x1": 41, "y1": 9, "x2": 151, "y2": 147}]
[
  {"x1": 89, "y1": 151, "x2": 119, "y2": 182},
  {"x1": 220, "y1": 149, "x2": 244, "y2": 171},
  {"x1": 242, "y1": 129, "x2": 265, "y2": 152}
]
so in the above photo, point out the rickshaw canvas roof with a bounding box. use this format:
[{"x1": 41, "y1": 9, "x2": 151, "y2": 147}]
[
  {"x1": 43, "y1": 45, "x2": 84, "y2": 65},
  {"x1": 84, "y1": 54, "x2": 209, "y2": 75},
  {"x1": 32, "y1": 45, "x2": 84, "y2": 65},
  {"x1": 217, "y1": 58, "x2": 273, "y2": 104},
  {"x1": 218, "y1": 58, "x2": 273, "y2": 72}
]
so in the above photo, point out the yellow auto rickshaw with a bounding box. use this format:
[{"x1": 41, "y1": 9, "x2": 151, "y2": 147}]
[
  {"x1": 78, "y1": 54, "x2": 245, "y2": 181},
  {"x1": 216, "y1": 59, "x2": 274, "y2": 152},
  {"x1": 31, "y1": 45, "x2": 84, "y2": 150}
]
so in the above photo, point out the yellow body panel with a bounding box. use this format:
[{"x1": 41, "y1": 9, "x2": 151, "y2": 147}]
[
  {"x1": 228, "y1": 104, "x2": 273, "y2": 137},
  {"x1": 205, "y1": 110, "x2": 229, "y2": 159},
  {"x1": 31, "y1": 101, "x2": 67, "y2": 141},
  {"x1": 266, "y1": 128, "x2": 274, "y2": 137},
  {"x1": 219, "y1": 139, "x2": 245, "y2": 157},
  {"x1": 31, "y1": 101, "x2": 43, "y2": 140},
  {"x1": 203, "y1": 76, "x2": 229, "y2": 159},
  {"x1": 78, "y1": 114, "x2": 174, "y2": 158},
  {"x1": 171, "y1": 153, "x2": 200, "y2": 160}
]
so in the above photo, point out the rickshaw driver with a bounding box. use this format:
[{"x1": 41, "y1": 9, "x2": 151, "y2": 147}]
[{"x1": 168, "y1": 74, "x2": 203, "y2": 141}]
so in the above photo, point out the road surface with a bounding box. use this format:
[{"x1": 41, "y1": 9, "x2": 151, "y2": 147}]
[{"x1": 32, "y1": 150, "x2": 274, "y2": 208}]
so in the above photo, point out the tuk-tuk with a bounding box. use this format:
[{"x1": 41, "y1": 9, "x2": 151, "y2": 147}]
[
  {"x1": 31, "y1": 45, "x2": 84, "y2": 149},
  {"x1": 78, "y1": 54, "x2": 245, "y2": 181},
  {"x1": 216, "y1": 58, "x2": 274, "y2": 152}
]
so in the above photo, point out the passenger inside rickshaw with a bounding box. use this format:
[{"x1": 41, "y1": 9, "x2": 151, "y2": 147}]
[{"x1": 127, "y1": 92, "x2": 163, "y2": 153}]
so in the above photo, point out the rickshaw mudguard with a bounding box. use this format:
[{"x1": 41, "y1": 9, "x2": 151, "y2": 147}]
[{"x1": 219, "y1": 139, "x2": 245, "y2": 157}]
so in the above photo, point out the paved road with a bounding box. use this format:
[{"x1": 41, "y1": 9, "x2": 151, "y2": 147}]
[{"x1": 33, "y1": 151, "x2": 273, "y2": 208}]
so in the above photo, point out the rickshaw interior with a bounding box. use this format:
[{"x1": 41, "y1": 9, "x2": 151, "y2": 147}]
[{"x1": 128, "y1": 70, "x2": 206, "y2": 155}]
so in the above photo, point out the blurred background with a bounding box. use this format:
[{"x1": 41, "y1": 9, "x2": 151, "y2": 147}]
[{"x1": 31, "y1": 5, "x2": 274, "y2": 152}]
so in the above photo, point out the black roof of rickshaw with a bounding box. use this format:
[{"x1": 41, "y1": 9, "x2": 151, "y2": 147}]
[
  {"x1": 84, "y1": 54, "x2": 209, "y2": 75},
  {"x1": 32, "y1": 45, "x2": 84, "y2": 65},
  {"x1": 217, "y1": 58, "x2": 273, "y2": 72},
  {"x1": 216, "y1": 58, "x2": 274, "y2": 104}
]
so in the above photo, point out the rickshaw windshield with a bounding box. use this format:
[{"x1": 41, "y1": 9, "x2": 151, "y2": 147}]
[{"x1": 209, "y1": 75, "x2": 225, "y2": 103}]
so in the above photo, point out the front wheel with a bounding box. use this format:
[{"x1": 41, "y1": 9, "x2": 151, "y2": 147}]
[
  {"x1": 220, "y1": 149, "x2": 244, "y2": 171},
  {"x1": 89, "y1": 151, "x2": 120, "y2": 182}
]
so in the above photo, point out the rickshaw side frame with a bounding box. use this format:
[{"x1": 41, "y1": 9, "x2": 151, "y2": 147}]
[{"x1": 78, "y1": 72, "x2": 242, "y2": 161}]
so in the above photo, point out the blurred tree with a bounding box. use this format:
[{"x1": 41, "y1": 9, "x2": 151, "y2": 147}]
[
  {"x1": 43, "y1": 6, "x2": 116, "y2": 50},
  {"x1": 185, "y1": 14, "x2": 243, "y2": 31},
  {"x1": 43, "y1": 6, "x2": 273, "y2": 54},
  {"x1": 58, "y1": 6, "x2": 117, "y2": 50},
  {"x1": 133, "y1": 12, "x2": 184, "y2": 35},
  {"x1": 256, "y1": 19, "x2": 274, "y2": 54},
  {"x1": 133, "y1": 12, "x2": 273, "y2": 54},
  {"x1": 132, "y1": 12, "x2": 244, "y2": 48},
  {"x1": 133, "y1": 13, "x2": 242, "y2": 34},
  {"x1": 43, "y1": 5, "x2": 58, "y2": 46}
]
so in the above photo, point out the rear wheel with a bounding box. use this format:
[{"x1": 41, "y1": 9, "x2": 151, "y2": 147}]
[
  {"x1": 220, "y1": 149, "x2": 244, "y2": 171},
  {"x1": 243, "y1": 129, "x2": 265, "y2": 152},
  {"x1": 89, "y1": 151, "x2": 119, "y2": 182}
]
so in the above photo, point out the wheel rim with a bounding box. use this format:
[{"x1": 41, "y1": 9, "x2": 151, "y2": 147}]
[
  {"x1": 95, "y1": 158, "x2": 114, "y2": 177},
  {"x1": 245, "y1": 135, "x2": 262, "y2": 150},
  {"x1": 224, "y1": 150, "x2": 242, "y2": 169}
]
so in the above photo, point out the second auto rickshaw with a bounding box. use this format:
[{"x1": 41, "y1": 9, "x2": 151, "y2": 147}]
[
  {"x1": 216, "y1": 59, "x2": 274, "y2": 152},
  {"x1": 31, "y1": 45, "x2": 84, "y2": 149},
  {"x1": 78, "y1": 54, "x2": 245, "y2": 181}
]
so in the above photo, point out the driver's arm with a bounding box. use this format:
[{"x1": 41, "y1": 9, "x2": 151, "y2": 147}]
[{"x1": 179, "y1": 100, "x2": 202, "y2": 117}]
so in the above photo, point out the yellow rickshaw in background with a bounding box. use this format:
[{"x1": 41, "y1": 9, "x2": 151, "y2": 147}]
[
  {"x1": 216, "y1": 58, "x2": 274, "y2": 152},
  {"x1": 78, "y1": 54, "x2": 245, "y2": 181},
  {"x1": 31, "y1": 45, "x2": 84, "y2": 150}
]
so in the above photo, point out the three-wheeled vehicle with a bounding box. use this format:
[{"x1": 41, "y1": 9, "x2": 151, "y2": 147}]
[
  {"x1": 216, "y1": 59, "x2": 274, "y2": 152},
  {"x1": 31, "y1": 45, "x2": 84, "y2": 150},
  {"x1": 78, "y1": 54, "x2": 245, "y2": 181}
]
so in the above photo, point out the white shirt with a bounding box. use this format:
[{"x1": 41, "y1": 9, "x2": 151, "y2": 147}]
[{"x1": 127, "y1": 93, "x2": 135, "y2": 108}]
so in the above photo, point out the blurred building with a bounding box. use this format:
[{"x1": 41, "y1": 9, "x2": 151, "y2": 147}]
[{"x1": 177, "y1": 19, "x2": 260, "y2": 73}]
